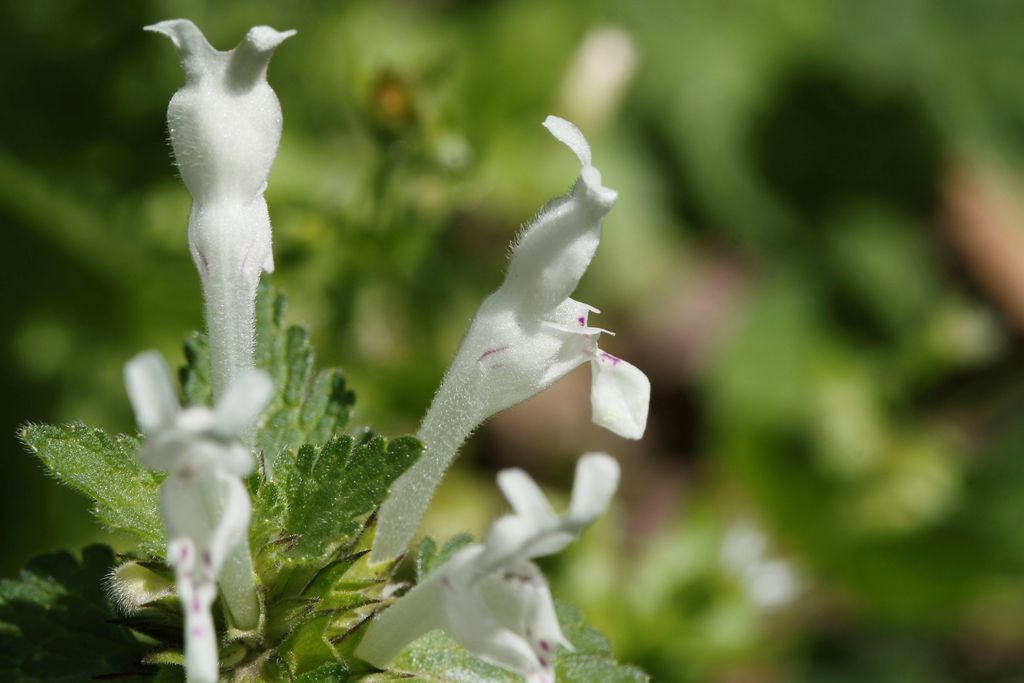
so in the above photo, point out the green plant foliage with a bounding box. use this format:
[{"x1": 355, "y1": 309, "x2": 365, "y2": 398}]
[
  {"x1": 254, "y1": 283, "x2": 357, "y2": 470},
  {"x1": 19, "y1": 424, "x2": 164, "y2": 554},
  {"x1": 0, "y1": 545, "x2": 154, "y2": 681},
  {"x1": 13, "y1": 283, "x2": 640, "y2": 681},
  {"x1": 274, "y1": 435, "x2": 421, "y2": 564},
  {"x1": 181, "y1": 283, "x2": 357, "y2": 472}
]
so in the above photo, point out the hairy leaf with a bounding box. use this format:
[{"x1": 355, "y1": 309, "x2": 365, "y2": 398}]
[
  {"x1": 276, "y1": 435, "x2": 421, "y2": 564},
  {"x1": 19, "y1": 423, "x2": 163, "y2": 552},
  {"x1": 181, "y1": 282, "x2": 356, "y2": 475},
  {"x1": 255, "y1": 283, "x2": 356, "y2": 473},
  {"x1": 0, "y1": 545, "x2": 154, "y2": 681}
]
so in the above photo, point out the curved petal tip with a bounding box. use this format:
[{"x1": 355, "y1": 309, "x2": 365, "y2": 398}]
[
  {"x1": 543, "y1": 115, "x2": 617, "y2": 207},
  {"x1": 246, "y1": 26, "x2": 297, "y2": 51}
]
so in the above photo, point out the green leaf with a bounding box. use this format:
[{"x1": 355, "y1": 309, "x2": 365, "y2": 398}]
[
  {"x1": 296, "y1": 663, "x2": 351, "y2": 682},
  {"x1": 179, "y1": 331, "x2": 211, "y2": 407},
  {"x1": 19, "y1": 423, "x2": 163, "y2": 552},
  {"x1": 255, "y1": 283, "x2": 356, "y2": 472},
  {"x1": 554, "y1": 602, "x2": 649, "y2": 683},
  {"x1": 180, "y1": 282, "x2": 357, "y2": 473},
  {"x1": 362, "y1": 602, "x2": 648, "y2": 683},
  {"x1": 0, "y1": 545, "x2": 154, "y2": 681},
  {"x1": 276, "y1": 435, "x2": 421, "y2": 564}
]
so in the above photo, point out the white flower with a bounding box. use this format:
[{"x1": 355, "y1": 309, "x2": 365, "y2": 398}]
[
  {"x1": 124, "y1": 351, "x2": 273, "y2": 682},
  {"x1": 373, "y1": 116, "x2": 649, "y2": 561},
  {"x1": 719, "y1": 521, "x2": 800, "y2": 611},
  {"x1": 146, "y1": 19, "x2": 293, "y2": 400},
  {"x1": 358, "y1": 453, "x2": 620, "y2": 683}
]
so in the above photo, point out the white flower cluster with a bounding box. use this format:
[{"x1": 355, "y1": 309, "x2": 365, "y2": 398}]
[
  {"x1": 124, "y1": 20, "x2": 292, "y2": 683},
  {"x1": 358, "y1": 454, "x2": 620, "y2": 683},
  {"x1": 126, "y1": 19, "x2": 648, "y2": 683}
]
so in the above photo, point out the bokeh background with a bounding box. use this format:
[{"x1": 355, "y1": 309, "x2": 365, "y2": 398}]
[{"x1": 5, "y1": 1, "x2": 1024, "y2": 680}]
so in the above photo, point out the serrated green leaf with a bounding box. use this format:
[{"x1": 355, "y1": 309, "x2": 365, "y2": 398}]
[
  {"x1": 553, "y1": 603, "x2": 649, "y2": 683},
  {"x1": 181, "y1": 283, "x2": 357, "y2": 474},
  {"x1": 277, "y1": 435, "x2": 421, "y2": 564},
  {"x1": 255, "y1": 283, "x2": 356, "y2": 473},
  {"x1": 297, "y1": 662, "x2": 351, "y2": 682},
  {"x1": 0, "y1": 545, "x2": 154, "y2": 681},
  {"x1": 19, "y1": 423, "x2": 163, "y2": 552},
  {"x1": 362, "y1": 602, "x2": 648, "y2": 683}
]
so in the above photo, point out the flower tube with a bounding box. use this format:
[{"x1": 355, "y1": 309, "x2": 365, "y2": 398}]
[
  {"x1": 125, "y1": 351, "x2": 272, "y2": 675},
  {"x1": 146, "y1": 19, "x2": 293, "y2": 400},
  {"x1": 373, "y1": 117, "x2": 649, "y2": 561},
  {"x1": 358, "y1": 453, "x2": 620, "y2": 682}
]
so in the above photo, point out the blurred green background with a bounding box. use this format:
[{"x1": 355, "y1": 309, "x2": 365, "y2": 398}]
[{"x1": 6, "y1": 0, "x2": 1024, "y2": 680}]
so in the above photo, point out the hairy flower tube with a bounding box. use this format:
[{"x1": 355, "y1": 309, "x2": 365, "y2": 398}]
[
  {"x1": 146, "y1": 19, "x2": 293, "y2": 403},
  {"x1": 373, "y1": 116, "x2": 650, "y2": 561},
  {"x1": 358, "y1": 453, "x2": 620, "y2": 682},
  {"x1": 124, "y1": 351, "x2": 272, "y2": 679}
]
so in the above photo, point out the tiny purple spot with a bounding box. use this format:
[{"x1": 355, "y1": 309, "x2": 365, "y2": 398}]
[
  {"x1": 191, "y1": 626, "x2": 204, "y2": 638},
  {"x1": 191, "y1": 593, "x2": 201, "y2": 613},
  {"x1": 577, "y1": 316, "x2": 585, "y2": 326},
  {"x1": 478, "y1": 345, "x2": 510, "y2": 362},
  {"x1": 202, "y1": 550, "x2": 211, "y2": 566},
  {"x1": 599, "y1": 350, "x2": 622, "y2": 365},
  {"x1": 239, "y1": 240, "x2": 254, "y2": 275},
  {"x1": 540, "y1": 640, "x2": 551, "y2": 653},
  {"x1": 539, "y1": 657, "x2": 548, "y2": 669}
]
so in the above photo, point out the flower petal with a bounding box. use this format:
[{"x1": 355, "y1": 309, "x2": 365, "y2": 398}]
[
  {"x1": 589, "y1": 351, "x2": 650, "y2": 439},
  {"x1": 567, "y1": 452, "x2": 620, "y2": 528},
  {"x1": 203, "y1": 473, "x2": 253, "y2": 575},
  {"x1": 483, "y1": 515, "x2": 576, "y2": 569},
  {"x1": 441, "y1": 574, "x2": 544, "y2": 680},
  {"x1": 499, "y1": 118, "x2": 616, "y2": 317},
  {"x1": 497, "y1": 468, "x2": 558, "y2": 529},
  {"x1": 143, "y1": 19, "x2": 218, "y2": 82},
  {"x1": 212, "y1": 368, "x2": 273, "y2": 438},
  {"x1": 480, "y1": 561, "x2": 573, "y2": 657},
  {"x1": 124, "y1": 351, "x2": 180, "y2": 436},
  {"x1": 355, "y1": 570, "x2": 448, "y2": 668},
  {"x1": 177, "y1": 569, "x2": 219, "y2": 683},
  {"x1": 227, "y1": 26, "x2": 297, "y2": 92}
]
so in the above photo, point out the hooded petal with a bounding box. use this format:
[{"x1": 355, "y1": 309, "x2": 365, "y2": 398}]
[
  {"x1": 590, "y1": 351, "x2": 650, "y2": 439},
  {"x1": 373, "y1": 118, "x2": 622, "y2": 564},
  {"x1": 498, "y1": 117, "x2": 616, "y2": 318},
  {"x1": 124, "y1": 351, "x2": 180, "y2": 435}
]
